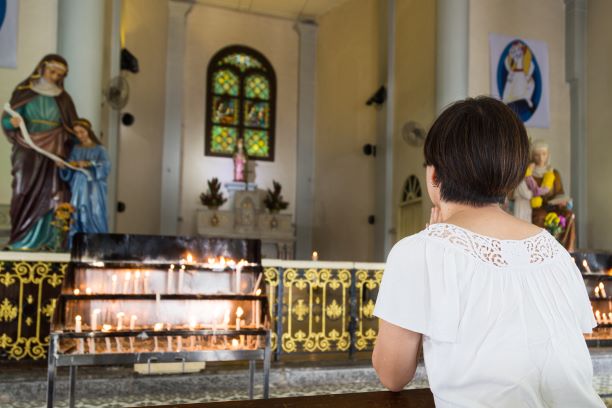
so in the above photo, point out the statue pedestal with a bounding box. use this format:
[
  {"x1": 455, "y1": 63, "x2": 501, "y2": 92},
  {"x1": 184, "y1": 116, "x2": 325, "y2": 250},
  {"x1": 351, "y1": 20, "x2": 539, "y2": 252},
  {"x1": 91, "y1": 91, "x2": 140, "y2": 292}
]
[{"x1": 197, "y1": 190, "x2": 295, "y2": 259}]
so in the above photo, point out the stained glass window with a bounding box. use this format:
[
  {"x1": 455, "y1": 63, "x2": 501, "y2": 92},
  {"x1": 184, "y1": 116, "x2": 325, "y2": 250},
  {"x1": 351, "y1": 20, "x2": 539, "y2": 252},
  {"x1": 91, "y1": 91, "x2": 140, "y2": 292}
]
[{"x1": 205, "y1": 46, "x2": 276, "y2": 161}]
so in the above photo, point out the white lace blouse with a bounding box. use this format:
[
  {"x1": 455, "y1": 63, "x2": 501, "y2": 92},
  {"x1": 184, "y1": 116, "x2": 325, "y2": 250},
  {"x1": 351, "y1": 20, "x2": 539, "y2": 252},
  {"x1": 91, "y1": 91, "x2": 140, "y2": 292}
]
[{"x1": 374, "y1": 223, "x2": 604, "y2": 408}]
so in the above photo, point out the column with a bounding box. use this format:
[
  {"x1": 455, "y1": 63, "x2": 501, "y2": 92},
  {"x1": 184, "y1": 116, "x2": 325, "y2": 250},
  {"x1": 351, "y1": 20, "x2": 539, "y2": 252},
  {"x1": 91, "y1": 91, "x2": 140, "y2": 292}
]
[
  {"x1": 435, "y1": 0, "x2": 469, "y2": 112},
  {"x1": 160, "y1": 0, "x2": 193, "y2": 235},
  {"x1": 294, "y1": 21, "x2": 317, "y2": 260},
  {"x1": 375, "y1": 0, "x2": 396, "y2": 260},
  {"x1": 565, "y1": 0, "x2": 588, "y2": 247},
  {"x1": 57, "y1": 0, "x2": 105, "y2": 132}
]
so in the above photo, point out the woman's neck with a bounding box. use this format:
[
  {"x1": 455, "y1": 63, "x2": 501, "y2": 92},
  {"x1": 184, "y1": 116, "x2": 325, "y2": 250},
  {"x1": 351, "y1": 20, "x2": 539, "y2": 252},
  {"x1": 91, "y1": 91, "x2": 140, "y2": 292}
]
[{"x1": 438, "y1": 201, "x2": 503, "y2": 224}]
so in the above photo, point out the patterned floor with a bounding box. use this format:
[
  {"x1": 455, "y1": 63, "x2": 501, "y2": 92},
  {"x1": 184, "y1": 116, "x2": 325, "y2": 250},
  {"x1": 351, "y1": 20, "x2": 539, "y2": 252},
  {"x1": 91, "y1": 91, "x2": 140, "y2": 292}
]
[{"x1": 1, "y1": 362, "x2": 611, "y2": 407}]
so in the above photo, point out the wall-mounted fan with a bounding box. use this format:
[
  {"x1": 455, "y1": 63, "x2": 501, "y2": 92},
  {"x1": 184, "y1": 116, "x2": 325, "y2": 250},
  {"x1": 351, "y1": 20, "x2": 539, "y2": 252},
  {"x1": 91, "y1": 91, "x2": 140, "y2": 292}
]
[
  {"x1": 401, "y1": 121, "x2": 426, "y2": 147},
  {"x1": 104, "y1": 76, "x2": 129, "y2": 110}
]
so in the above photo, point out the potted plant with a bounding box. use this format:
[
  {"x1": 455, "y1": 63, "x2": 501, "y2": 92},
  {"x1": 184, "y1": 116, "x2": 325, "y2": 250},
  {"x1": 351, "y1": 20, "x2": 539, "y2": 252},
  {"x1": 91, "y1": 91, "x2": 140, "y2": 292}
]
[
  {"x1": 263, "y1": 181, "x2": 289, "y2": 213},
  {"x1": 200, "y1": 178, "x2": 227, "y2": 210}
]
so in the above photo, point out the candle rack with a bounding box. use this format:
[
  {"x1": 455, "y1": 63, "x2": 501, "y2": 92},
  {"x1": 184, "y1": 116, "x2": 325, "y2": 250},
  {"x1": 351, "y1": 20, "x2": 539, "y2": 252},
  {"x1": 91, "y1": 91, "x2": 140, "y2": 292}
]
[{"x1": 47, "y1": 233, "x2": 271, "y2": 408}]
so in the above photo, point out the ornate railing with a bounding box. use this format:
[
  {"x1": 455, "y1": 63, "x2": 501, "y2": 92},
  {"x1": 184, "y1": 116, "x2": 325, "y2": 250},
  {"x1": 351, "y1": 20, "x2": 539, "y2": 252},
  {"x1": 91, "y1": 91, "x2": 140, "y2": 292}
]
[
  {"x1": 0, "y1": 253, "x2": 69, "y2": 360},
  {"x1": 0, "y1": 256, "x2": 384, "y2": 361},
  {"x1": 262, "y1": 260, "x2": 384, "y2": 359}
]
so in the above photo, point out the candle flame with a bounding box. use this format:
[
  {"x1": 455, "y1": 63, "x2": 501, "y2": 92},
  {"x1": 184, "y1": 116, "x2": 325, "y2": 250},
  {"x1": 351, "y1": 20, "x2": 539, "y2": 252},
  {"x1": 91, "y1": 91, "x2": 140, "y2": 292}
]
[
  {"x1": 92, "y1": 261, "x2": 105, "y2": 267},
  {"x1": 93, "y1": 309, "x2": 101, "y2": 314},
  {"x1": 135, "y1": 271, "x2": 141, "y2": 278},
  {"x1": 85, "y1": 287, "x2": 92, "y2": 295},
  {"x1": 154, "y1": 322, "x2": 163, "y2": 331},
  {"x1": 130, "y1": 315, "x2": 138, "y2": 321},
  {"x1": 236, "y1": 307, "x2": 244, "y2": 318},
  {"x1": 186, "y1": 253, "x2": 193, "y2": 263},
  {"x1": 73, "y1": 288, "x2": 80, "y2": 295},
  {"x1": 170, "y1": 264, "x2": 175, "y2": 270},
  {"x1": 181, "y1": 264, "x2": 185, "y2": 270},
  {"x1": 231, "y1": 339, "x2": 239, "y2": 348},
  {"x1": 111, "y1": 274, "x2": 117, "y2": 282},
  {"x1": 102, "y1": 324, "x2": 112, "y2": 332},
  {"x1": 117, "y1": 312, "x2": 125, "y2": 319},
  {"x1": 189, "y1": 317, "x2": 197, "y2": 330},
  {"x1": 255, "y1": 288, "x2": 262, "y2": 296},
  {"x1": 125, "y1": 272, "x2": 131, "y2": 281},
  {"x1": 75, "y1": 315, "x2": 81, "y2": 321}
]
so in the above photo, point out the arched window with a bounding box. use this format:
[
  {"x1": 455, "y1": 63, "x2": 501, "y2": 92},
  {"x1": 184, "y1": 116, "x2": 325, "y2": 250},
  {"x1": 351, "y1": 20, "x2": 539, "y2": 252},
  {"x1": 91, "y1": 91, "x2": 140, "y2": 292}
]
[{"x1": 205, "y1": 45, "x2": 276, "y2": 161}]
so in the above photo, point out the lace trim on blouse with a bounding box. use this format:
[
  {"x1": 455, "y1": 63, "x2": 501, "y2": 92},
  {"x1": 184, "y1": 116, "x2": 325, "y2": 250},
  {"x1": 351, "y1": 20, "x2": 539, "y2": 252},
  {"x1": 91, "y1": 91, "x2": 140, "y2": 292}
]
[{"x1": 426, "y1": 223, "x2": 561, "y2": 267}]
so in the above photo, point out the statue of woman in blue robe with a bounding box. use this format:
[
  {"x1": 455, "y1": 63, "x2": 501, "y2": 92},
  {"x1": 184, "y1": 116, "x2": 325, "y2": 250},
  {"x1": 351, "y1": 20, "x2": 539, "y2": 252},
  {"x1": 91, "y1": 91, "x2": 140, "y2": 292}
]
[{"x1": 59, "y1": 118, "x2": 110, "y2": 247}]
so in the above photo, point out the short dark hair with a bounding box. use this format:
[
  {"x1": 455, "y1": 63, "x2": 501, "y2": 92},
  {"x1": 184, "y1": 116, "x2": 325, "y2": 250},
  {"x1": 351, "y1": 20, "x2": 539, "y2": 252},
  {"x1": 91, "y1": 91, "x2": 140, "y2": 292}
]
[{"x1": 424, "y1": 96, "x2": 529, "y2": 206}]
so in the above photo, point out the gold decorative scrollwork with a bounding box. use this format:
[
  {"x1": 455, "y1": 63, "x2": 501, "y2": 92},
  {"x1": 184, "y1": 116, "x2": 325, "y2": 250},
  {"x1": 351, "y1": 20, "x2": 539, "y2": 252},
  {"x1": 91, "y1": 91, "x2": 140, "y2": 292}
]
[
  {"x1": 354, "y1": 268, "x2": 383, "y2": 351},
  {"x1": 281, "y1": 267, "x2": 352, "y2": 354},
  {"x1": 0, "y1": 260, "x2": 67, "y2": 360},
  {"x1": 0, "y1": 298, "x2": 18, "y2": 322},
  {"x1": 263, "y1": 267, "x2": 279, "y2": 351}
]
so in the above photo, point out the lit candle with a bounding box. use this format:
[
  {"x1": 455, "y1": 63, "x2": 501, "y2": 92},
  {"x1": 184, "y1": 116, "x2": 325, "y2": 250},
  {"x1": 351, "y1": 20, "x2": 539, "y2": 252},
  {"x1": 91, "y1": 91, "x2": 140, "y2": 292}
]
[
  {"x1": 123, "y1": 272, "x2": 131, "y2": 293},
  {"x1": 167, "y1": 265, "x2": 174, "y2": 293},
  {"x1": 255, "y1": 291, "x2": 261, "y2": 328},
  {"x1": 235, "y1": 260, "x2": 244, "y2": 293},
  {"x1": 178, "y1": 265, "x2": 185, "y2": 294},
  {"x1": 73, "y1": 288, "x2": 80, "y2": 295},
  {"x1": 134, "y1": 271, "x2": 141, "y2": 294},
  {"x1": 85, "y1": 287, "x2": 92, "y2": 295},
  {"x1": 144, "y1": 271, "x2": 150, "y2": 294},
  {"x1": 599, "y1": 282, "x2": 607, "y2": 298},
  {"x1": 231, "y1": 339, "x2": 239, "y2": 349},
  {"x1": 156, "y1": 293, "x2": 161, "y2": 319},
  {"x1": 583, "y1": 259, "x2": 592, "y2": 273},
  {"x1": 91, "y1": 309, "x2": 101, "y2": 331},
  {"x1": 603, "y1": 313, "x2": 610, "y2": 325},
  {"x1": 111, "y1": 274, "x2": 117, "y2": 294},
  {"x1": 102, "y1": 324, "x2": 112, "y2": 353},
  {"x1": 153, "y1": 322, "x2": 163, "y2": 352},
  {"x1": 312, "y1": 251, "x2": 319, "y2": 261},
  {"x1": 236, "y1": 307, "x2": 244, "y2": 330},
  {"x1": 75, "y1": 315, "x2": 84, "y2": 354},
  {"x1": 177, "y1": 336, "x2": 182, "y2": 352},
  {"x1": 595, "y1": 286, "x2": 601, "y2": 298},
  {"x1": 186, "y1": 253, "x2": 193, "y2": 264},
  {"x1": 595, "y1": 310, "x2": 602, "y2": 324}
]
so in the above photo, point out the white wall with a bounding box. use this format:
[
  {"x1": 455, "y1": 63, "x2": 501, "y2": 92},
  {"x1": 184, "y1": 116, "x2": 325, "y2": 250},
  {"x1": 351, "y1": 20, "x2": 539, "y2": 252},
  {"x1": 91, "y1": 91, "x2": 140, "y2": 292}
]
[
  {"x1": 469, "y1": 0, "x2": 571, "y2": 189},
  {"x1": 587, "y1": 0, "x2": 612, "y2": 250},
  {"x1": 115, "y1": 0, "x2": 168, "y2": 234},
  {"x1": 0, "y1": 0, "x2": 58, "y2": 204},
  {"x1": 180, "y1": 4, "x2": 298, "y2": 235}
]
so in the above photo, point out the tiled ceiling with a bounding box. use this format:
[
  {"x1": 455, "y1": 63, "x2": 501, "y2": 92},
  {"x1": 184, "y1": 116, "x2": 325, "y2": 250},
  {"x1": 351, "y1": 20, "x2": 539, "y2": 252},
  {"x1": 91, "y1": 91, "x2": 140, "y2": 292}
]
[{"x1": 196, "y1": 0, "x2": 352, "y2": 20}]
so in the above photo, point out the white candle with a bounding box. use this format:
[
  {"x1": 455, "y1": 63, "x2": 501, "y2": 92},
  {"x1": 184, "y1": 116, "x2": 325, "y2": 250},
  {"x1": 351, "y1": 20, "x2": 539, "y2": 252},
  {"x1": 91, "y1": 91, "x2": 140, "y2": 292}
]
[
  {"x1": 177, "y1": 336, "x2": 182, "y2": 352},
  {"x1": 595, "y1": 310, "x2": 602, "y2": 324},
  {"x1": 236, "y1": 307, "x2": 244, "y2": 330},
  {"x1": 312, "y1": 251, "x2": 319, "y2": 261},
  {"x1": 75, "y1": 315, "x2": 84, "y2": 354},
  {"x1": 178, "y1": 265, "x2": 185, "y2": 294},
  {"x1": 189, "y1": 317, "x2": 197, "y2": 350},
  {"x1": 129, "y1": 315, "x2": 137, "y2": 352},
  {"x1": 153, "y1": 322, "x2": 163, "y2": 351},
  {"x1": 595, "y1": 286, "x2": 601, "y2": 298},
  {"x1": 167, "y1": 323, "x2": 173, "y2": 352},
  {"x1": 102, "y1": 324, "x2": 112, "y2": 353},
  {"x1": 134, "y1": 271, "x2": 141, "y2": 294},
  {"x1": 116, "y1": 312, "x2": 125, "y2": 331},
  {"x1": 583, "y1": 259, "x2": 592, "y2": 273},
  {"x1": 167, "y1": 266, "x2": 174, "y2": 293},
  {"x1": 223, "y1": 309, "x2": 230, "y2": 330},
  {"x1": 235, "y1": 261, "x2": 243, "y2": 293},
  {"x1": 91, "y1": 309, "x2": 101, "y2": 331},
  {"x1": 155, "y1": 293, "x2": 161, "y2": 319},
  {"x1": 599, "y1": 282, "x2": 607, "y2": 298},
  {"x1": 111, "y1": 274, "x2": 117, "y2": 294},
  {"x1": 143, "y1": 271, "x2": 150, "y2": 294},
  {"x1": 123, "y1": 272, "x2": 131, "y2": 293}
]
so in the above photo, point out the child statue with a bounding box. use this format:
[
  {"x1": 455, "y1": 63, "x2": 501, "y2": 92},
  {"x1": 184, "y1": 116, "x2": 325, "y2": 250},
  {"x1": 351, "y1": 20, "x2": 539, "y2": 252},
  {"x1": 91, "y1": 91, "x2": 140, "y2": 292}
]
[
  {"x1": 59, "y1": 118, "x2": 110, "y2": 247},
  {"x1": 528, "y1": 140, "x2": 575, "y2": 250}
]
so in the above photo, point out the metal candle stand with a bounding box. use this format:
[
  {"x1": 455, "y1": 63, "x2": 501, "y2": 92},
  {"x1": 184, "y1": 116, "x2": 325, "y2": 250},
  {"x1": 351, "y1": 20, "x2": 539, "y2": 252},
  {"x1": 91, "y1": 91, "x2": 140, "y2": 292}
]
[{"x1": 46, "y1": 234, "x2": 270, "y2": 408}]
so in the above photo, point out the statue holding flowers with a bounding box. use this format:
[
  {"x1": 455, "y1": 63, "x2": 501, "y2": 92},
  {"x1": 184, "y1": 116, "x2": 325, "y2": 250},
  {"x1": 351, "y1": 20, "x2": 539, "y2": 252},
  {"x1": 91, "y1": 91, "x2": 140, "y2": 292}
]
[{"x1": 528, "y1": 140, "x2": 576, "y2": 250}]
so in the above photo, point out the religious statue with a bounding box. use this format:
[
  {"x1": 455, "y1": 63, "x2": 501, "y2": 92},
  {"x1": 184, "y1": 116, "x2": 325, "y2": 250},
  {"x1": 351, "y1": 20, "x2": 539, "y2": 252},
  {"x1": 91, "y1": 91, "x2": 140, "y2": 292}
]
[
  {"x1": 512, "y1": 164, "x2": 534, "y2": 223},
  {"x1": 529, "y1": 140, "x2": 576, "y2": 250},
  {"x1": 59, "y1": 118, "x2": 110, "y2": 247},
  {"x1": 1, "y1": 54, "x2": 78, "y2": 251},
  {"x1": 233, "y1": 138, "x2": 248, "y2": 182},
  {"x1": 502, "y1": 41, "x2": 535, "y2": 109}
]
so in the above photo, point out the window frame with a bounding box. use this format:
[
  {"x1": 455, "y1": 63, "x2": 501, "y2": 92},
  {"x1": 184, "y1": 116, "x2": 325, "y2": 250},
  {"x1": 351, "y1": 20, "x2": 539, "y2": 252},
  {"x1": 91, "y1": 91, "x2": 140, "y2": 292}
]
[{"x1": 205, "y1": 45, "x2": 277, "y2": 161}]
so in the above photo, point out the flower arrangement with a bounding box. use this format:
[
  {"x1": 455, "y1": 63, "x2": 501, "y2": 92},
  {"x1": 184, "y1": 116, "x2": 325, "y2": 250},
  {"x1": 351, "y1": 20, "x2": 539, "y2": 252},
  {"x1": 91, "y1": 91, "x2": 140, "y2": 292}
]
[
  {"x1": 263, "y1": 181, "x2": 289, "y2": 213},
  {"x1": 50, "y1": 203, "x2": 75, "y2": 251},
  {"x1": 544, "y1": 211, "x2": 566, "y2": 239},
  {"x1": 530, "y1": 170, "x2": 555, "y2": 209},
  {"x1": 200, "y1": 178, "x2": 227, "y2": 209}
]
